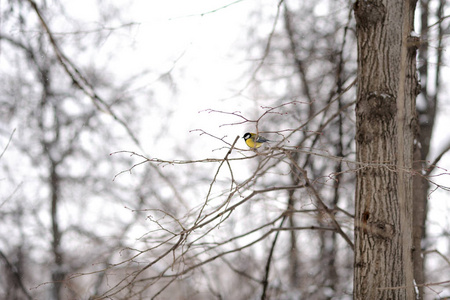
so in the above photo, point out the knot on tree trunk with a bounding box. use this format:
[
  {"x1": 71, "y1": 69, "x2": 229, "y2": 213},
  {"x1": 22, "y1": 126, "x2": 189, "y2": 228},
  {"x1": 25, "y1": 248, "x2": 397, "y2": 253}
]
[{"x1": 354, "y1": 0, "x2": 387, "y2": 28}]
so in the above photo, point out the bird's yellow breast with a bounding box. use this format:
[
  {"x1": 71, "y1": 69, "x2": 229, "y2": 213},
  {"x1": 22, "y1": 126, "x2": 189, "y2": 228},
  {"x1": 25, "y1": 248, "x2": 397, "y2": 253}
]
[{"x1": 245, "y1": 138, "x2": 263, "y2": 148}]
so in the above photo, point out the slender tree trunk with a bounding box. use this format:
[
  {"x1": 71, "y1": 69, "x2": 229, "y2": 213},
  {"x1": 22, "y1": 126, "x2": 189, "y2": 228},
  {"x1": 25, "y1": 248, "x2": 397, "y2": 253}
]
[
  {"x1": 412, "y1": 146, "x2": 426, "y2": 299},
  {"x1": 50, "y1": 161, "x2": 64, "y2": 300},
  {"x1": 412, "y1": 1, "x2": 446, "y2": 298},
  {"x1": 37, "y1": 60, "x2": 65, "y2": 300},
  {"x1": 353, "y1": 0, "x2": 419, "y2": 299},
  {"x1": 288, "y1": 212, "x2": 300, "y2": 286}
]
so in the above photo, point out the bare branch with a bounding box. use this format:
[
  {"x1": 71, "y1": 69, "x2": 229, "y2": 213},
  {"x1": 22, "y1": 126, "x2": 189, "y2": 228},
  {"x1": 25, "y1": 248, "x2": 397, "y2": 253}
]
[
  {"x1": 426, "y1": 141, "x2": 450, "y2": 176},
  {"x1": 25, "y1": 0, "x2": 143, "y2": 150},
  {"x1": 0, "y1": 128, "x2": 15, "y2": 160}
]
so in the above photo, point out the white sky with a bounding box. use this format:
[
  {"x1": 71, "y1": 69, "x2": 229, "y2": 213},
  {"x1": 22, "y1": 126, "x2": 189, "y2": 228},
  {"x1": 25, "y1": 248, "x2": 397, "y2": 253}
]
[{"x1": 111, "y1": 1, "x2": 268, "y2": 159}]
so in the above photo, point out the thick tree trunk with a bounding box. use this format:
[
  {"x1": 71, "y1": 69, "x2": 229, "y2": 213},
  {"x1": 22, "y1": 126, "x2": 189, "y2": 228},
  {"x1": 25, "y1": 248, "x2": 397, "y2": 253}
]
[{"x1": 353, "y1": 0, "x2": 419, "y2": 299}]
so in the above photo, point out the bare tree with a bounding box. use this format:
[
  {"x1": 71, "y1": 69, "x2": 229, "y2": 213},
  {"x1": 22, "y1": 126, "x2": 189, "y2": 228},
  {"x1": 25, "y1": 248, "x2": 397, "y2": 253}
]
[
  {"x1": 413, "y1": 1, "x2": 447, "y2": 298},
  {"x1": 0, "y1": 1, "x2": 159, "y2": 299}
]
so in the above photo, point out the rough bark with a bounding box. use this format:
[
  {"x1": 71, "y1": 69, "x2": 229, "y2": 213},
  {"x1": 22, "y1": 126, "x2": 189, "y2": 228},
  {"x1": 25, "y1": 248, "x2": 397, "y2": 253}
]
[{"x1": 353, "y1": 0, "x2": 419, "y2": 299}]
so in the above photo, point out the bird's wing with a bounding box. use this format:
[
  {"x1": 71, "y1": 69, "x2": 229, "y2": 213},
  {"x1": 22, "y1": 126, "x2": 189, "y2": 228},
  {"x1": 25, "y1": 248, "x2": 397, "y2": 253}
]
[{"x1": 256, "y1": 136, "x2": 269, "y2": 143}]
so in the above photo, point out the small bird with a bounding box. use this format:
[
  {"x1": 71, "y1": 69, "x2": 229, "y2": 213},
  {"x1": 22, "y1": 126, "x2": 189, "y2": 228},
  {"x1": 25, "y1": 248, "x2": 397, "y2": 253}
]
[{"x1": 243, "y1": 132, "x2": 270, "y2": 148}]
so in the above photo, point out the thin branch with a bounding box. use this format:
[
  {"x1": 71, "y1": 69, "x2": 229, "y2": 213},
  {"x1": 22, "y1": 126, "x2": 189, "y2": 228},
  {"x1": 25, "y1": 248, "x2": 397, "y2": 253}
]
[
  {"x1": 428, "y1": 14, "x2": 450, "y2": 29},
  {"x1": 423, "y1": 249, "x2": 450, "y2": 266},
  {"x1": 25, "y1": 0, "x2": 143, "y2": 150},
  {"x1": 49, "y1": 22, "x2": 139, "y2": 36},
  {"x1": 0, "y1": 250, "x2": 33, "y2": 300},
  {"x1": 169, "y1": 0, "x2": 247, "y2": 19},
  {"x1": 378, "y1": 279, "x2": 450, "y2": 291},
  {"x1": 285, "y1": 151, "x2": 354, "y2": 249},
  {"x1": 426, "y1": 141, "x2": 450, "y2": 176},
  {"x1": 194, "y1": 135, "x2": 240, "y2": 225},
  {"x1": 0, "y1": 128, "x2": 15, "y2": 160},
  {"x1": 239, "y1": 0, "x2": 285, "y2": 93},
  {"x1": 97, "y1": 234, "x2": 185, "y2": 299}
]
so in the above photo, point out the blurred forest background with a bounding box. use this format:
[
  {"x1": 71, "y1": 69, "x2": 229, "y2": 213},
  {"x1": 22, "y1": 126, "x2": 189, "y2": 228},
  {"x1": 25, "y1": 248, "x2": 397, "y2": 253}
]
[{"x1": 0, "y1": 0, "x2": 449, "y2": 299}]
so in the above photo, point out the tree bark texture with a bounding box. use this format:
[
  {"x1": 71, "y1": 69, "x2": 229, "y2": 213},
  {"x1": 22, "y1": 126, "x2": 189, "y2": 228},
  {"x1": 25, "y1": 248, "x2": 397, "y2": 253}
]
[{"x1": 353, "y1": 0, "x2": 420, "y2": 299}]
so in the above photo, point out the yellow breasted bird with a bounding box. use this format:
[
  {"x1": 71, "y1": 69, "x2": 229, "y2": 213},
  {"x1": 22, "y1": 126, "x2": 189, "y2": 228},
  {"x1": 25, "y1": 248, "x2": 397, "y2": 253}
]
[{"x1": 243, "y1": 132, "x2": 270, "y2": 148}]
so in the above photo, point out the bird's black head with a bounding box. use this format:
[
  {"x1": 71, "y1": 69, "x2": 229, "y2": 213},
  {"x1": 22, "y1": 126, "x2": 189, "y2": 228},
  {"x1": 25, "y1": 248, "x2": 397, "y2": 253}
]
[{"x1": 243, "y1": 132, "x2": 252, "y2": 140}]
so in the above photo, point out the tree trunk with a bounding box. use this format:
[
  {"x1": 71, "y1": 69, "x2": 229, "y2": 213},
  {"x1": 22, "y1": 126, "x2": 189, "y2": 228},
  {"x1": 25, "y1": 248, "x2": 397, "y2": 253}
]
[
  {"x1": 413, "y1": 1, "x2": 445, "y2": 297},
  {"x1": 353, "y1": 0, "x2": 419, "y2": 299}
]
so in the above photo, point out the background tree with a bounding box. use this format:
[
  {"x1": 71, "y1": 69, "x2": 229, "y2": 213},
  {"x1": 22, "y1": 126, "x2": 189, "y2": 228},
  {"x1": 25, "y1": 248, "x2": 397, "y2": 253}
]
[
  {"x1": 414, "y1": 0, "x2": 448, "y2": 298},
  {"x1": 0, "y1": 1, "x2": 177, "y2": 299}
]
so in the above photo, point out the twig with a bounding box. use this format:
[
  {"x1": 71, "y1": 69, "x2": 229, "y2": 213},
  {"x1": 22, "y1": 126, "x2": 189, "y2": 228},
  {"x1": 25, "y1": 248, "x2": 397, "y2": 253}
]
[
  {"x1": 285, "y1": 151, "x2": 354, "y2": 250},
  {"x1": 194, "y1": 136, "x2": 240, "y2": 225},
  {"x1": 238, "y1": 0, "x2": 285, "y2": 94},
  {"x1": 0, "y1": 128, "x2": 15, "y2": 160},
  {"x1": 426, "y1": 141, "x2": 450, "y2": 176},
  {"x1": 97, "y1": 234, "x2": 185, "y2": 299},
  {"x1": 169, "y1": 0, "x2": 246, "y2": 19},
  {"x1": 26, "y1": 0, "x2": 143, "y2": 150}
]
